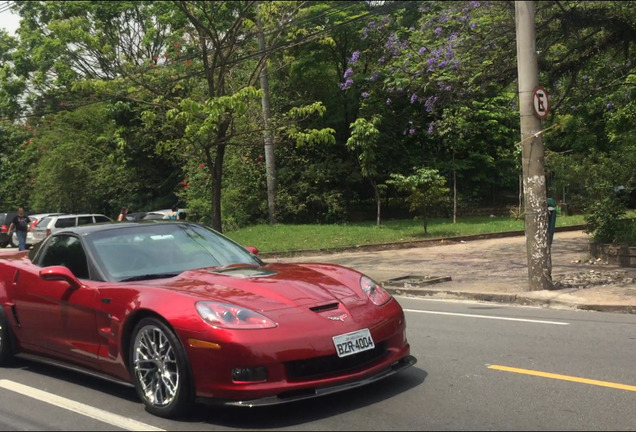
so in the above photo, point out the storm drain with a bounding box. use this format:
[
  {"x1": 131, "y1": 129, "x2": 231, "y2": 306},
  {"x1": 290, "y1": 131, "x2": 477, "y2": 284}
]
[{"x1": 383, "y1": 275, "x2": 452, "y2": 288}]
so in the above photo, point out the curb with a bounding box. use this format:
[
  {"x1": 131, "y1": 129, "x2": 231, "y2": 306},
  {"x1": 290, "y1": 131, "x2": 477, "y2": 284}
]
[{"x1": 385, "y1": 287, "x2": 636, "y2": 314}]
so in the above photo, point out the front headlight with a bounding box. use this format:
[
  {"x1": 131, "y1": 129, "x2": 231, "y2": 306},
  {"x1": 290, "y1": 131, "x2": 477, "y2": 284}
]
[
  {"x1": 195, "y1": 301, "x2": 278, "y2": 329},
  {"x1": 360, "y1": 275, "x2": 392, "y2": 306}
]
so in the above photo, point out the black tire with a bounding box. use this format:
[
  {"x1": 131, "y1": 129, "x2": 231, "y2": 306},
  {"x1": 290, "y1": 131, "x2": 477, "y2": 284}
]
[
  {"x1": 0, "y1": 242, "x2": 8, "y2": 248},
  {"x1": 0, "y1": 308, "x2": 15, "y2": 365},
  {"x1": 129, "y1": 317, "x2": 193, "y2": 418}
]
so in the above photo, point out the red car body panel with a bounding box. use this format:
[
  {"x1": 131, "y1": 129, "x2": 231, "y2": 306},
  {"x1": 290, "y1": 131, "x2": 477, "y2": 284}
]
[{"x1": 0, "y1": 224, "x2": 414, "y2": 407}]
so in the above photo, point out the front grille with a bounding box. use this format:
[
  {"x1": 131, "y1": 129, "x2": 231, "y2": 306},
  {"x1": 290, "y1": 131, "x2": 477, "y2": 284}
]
[{"x1": 285, "y1": 341, "x2": 388, "y2": 380}]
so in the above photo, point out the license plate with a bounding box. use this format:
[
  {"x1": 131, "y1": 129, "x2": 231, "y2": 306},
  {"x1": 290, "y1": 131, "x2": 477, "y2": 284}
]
[{"x1": 332, "y1": 328, "x2": 375, "y2": 358}]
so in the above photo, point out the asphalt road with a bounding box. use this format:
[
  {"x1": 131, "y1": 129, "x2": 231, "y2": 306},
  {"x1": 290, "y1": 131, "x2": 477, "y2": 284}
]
[{"x1": 0, "y1": 297, "x2": 634, "y2": 431}]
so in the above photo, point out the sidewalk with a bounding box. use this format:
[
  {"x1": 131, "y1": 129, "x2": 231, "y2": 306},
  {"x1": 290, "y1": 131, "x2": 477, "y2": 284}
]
[{"x1": 273, "y1": 230, "x2": 636, "y2": 314}]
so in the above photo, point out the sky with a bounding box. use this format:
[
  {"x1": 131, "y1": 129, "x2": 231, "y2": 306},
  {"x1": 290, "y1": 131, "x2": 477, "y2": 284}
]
[{"x1": 0, "y1": 3, "x2": 19, "y2": 35}]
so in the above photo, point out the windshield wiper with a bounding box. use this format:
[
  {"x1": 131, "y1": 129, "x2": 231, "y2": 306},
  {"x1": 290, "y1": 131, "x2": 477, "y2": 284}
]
[{"x1": 120, "y1": 272, "x2": 181, "y2": 282}]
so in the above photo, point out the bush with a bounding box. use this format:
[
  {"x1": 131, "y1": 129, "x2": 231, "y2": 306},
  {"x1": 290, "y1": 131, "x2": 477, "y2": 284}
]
[{"x1": 584, "y1": 196, "x2": 628, "y2": 244}]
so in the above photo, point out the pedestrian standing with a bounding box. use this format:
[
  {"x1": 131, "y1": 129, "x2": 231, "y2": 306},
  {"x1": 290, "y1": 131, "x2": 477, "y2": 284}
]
[
  {"x1": 118, "y1": 207, "x2": 128, "y2": 221},
  {"x1": 8, "y1": 207, "x2": 31, "y2": 251}
]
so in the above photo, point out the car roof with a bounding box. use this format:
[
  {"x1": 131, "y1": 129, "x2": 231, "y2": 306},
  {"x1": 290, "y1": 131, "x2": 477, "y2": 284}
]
[
  {"x1": 55, "y1": 213, "x2": 108, "y2": 216},
  {"x1": 29, "y1": 212, "x2": 65, "y2": 218},
  {"x1": 53, "y1": 219, "x2": 189, "y2": 235}
]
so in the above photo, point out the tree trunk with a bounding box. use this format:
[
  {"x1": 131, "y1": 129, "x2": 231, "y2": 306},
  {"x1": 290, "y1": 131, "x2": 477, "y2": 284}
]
[
  {"x1": 211, "y1": 143, "x2": 225, "y2": 232},
  {"x1": 256, "y1": 9, "x2": 277, "y2": 225},
  {"x1": 370, "y1": 178, "x2": 381, "y2": 227}
]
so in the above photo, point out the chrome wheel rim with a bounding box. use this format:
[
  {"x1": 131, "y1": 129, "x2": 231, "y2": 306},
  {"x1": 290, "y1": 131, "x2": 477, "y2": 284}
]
[{"x1": 133, "y1": 324, "x2": 179, "y2": 407}]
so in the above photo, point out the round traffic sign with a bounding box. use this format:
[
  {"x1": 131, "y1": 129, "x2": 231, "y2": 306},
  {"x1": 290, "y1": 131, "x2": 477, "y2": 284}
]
[{"x1": 532, "y1": 86, "x2": 549, "y2": 119}]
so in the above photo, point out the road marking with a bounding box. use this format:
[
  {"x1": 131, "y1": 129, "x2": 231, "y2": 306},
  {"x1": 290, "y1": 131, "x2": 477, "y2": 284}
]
[
  {"x1": 0, "y1": 380, "x2": 164, "y2": 431},
  {"x1": 403, "y1": 309, "x2": 569, "y2": 325},
  {"x1": 488, "y1": 365, "x2": 636, "y2": 392}
]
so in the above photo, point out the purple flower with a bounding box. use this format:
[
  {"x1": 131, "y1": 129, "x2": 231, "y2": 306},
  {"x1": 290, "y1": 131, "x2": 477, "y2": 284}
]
[
  {"x1": 424, "y1": 96, "x2": 438, "y2": 112},
  {"x1": 339, "y1": 78, "x2": 354, "y2": 90},
  {"x1": 434, "y1": 27, "x2": 443, "y2": 35},
  {"x1": 427, "y1": 122, "x2": 435, "y2": 135},
  {"x1": 386, "y1": 98, "x2": 392, "y2": 105},
  {"x1": 418, "y1": 47, "x2": 427, "y2": 55},
  {"x1": 362, "y1": 92, "x2": 370, "y2": 98},
  {"x1": 409, "y1": 128, "x2": 415, "y2": 135},
  {"x1": 368, "y1": 71, "x2": 379, "y2": 82},
  {"x1": 410, "y1": 93, "x2": 418, "y2": 104},
  {"x1": 344, "y1": 67, "x2": 354, "y2": 78},
  {"x1": 350, "y1": 51, "x2": 360, "y2": 64}
]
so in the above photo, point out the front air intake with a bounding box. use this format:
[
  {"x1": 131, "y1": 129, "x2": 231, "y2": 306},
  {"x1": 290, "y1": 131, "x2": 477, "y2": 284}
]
[{"x1": 309, "y1": 302, "x2": 339, "y2": 312}]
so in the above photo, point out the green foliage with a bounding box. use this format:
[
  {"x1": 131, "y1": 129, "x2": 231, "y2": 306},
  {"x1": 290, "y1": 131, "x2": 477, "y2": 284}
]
[
  {"x1": 0, "y1": 0, "x2": 634, "y2": 235},
  {"x1": 584, "y1": 196, "x2": 628, "y2": 244},
  {"x1": 346, "y1": 116, "x2": 380, "y2": 178},
  {"x1": 387, "y1": 168, "x2": 450, "y2": 234}
]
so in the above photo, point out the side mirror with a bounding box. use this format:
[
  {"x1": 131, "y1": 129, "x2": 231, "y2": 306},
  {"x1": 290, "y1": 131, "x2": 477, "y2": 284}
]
[
  {"x1": 245, "y1": 246, "x2": 259, "y2": 255},
  {"x1": 39, "y1": 266, "x2": 83, "y2": 290}
]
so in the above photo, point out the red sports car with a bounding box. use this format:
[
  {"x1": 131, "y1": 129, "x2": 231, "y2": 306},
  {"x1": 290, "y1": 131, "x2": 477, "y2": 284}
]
[{"x1": 0, "y1": 221, "x2": 416, "y2": 418}]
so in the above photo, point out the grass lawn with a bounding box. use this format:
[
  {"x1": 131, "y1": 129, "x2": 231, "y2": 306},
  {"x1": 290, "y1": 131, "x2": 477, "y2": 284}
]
[{"x1": 225, "y1": 214, "x2": 588, "y2": 254}]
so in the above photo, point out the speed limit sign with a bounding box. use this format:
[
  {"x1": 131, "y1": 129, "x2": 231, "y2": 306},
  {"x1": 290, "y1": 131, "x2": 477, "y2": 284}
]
[{"x1": 532, "y1": 86, "x2": 549, "y2": 119}]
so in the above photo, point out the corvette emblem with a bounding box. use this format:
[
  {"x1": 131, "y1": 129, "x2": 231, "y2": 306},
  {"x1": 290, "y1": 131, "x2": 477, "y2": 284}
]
[{"x1": 328, "y1": 314, "x2": 348, "y2": 322}]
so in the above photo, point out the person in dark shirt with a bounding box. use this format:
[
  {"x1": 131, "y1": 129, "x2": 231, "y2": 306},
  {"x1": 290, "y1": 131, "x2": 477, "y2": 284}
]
[{"x1": 8, "y1": 207, "x2": 31, "y2": 251}]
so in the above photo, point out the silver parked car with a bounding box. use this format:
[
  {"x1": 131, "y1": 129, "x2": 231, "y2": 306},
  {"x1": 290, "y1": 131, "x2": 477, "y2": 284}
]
[
  {"x1": 30, "y1": 213, "x2": 113, "y2": 244},
  {"x1": 23, "y1": 212, "x2": 65, "y2": 248}
]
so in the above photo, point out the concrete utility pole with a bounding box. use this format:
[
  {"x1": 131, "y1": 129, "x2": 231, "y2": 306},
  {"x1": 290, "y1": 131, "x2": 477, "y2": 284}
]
[{"x1": 515, "y1": 1, "x2": 553, "y2": 291}]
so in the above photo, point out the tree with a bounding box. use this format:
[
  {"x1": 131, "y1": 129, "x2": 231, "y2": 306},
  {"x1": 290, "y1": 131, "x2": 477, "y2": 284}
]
[
  {"x1": 346, "y1": 115, "x2": 383, "y2": 227},
  {"x1": 387, "y1": 167, "x2": 449, "y2": 234}
]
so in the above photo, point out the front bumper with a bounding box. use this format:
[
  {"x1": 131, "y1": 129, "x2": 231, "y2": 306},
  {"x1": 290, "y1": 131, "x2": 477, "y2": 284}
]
[{"x1": 197, "y1": 354, "x2": 417, "y2": 407}]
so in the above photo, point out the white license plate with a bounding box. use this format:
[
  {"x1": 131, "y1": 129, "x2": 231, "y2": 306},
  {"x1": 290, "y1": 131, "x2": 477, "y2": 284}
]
[{"x1": 332, "y1": 328, "x2": 375, "y2": 358}]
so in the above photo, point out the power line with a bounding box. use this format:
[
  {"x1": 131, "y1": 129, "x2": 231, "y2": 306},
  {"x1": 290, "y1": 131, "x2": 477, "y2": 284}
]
[{"x1": 0, "y1": 1, "x2": 16, "y2": 15}]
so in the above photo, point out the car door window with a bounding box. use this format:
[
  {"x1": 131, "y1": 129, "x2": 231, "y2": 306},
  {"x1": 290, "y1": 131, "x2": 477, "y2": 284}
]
[
  {"x1": 55, "y1": 217, "x2": 76, "y2": 228},
  {"x1": 39, "y1": 235, "x2": 90, "y2": 279},
  {"x1": 94, "y1": 215, "x2": 110, "y2": 223},
  {"x1": 78, "y1": 216, "x2": 93, "y2": 226}
]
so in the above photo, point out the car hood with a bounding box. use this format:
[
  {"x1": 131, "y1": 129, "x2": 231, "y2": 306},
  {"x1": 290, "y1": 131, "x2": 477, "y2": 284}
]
[{"x1": 143, "y1": 263, "x2": 364, "y2": 312}]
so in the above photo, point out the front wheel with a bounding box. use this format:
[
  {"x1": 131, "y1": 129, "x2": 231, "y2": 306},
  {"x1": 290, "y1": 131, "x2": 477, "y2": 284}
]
[{"x1": 129, "y1": 318, "x2": 193, "y2": 418}]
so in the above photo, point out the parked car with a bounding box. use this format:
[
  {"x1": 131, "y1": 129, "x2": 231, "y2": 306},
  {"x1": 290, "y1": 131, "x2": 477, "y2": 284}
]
[
  {"x1": 124, "y1": 212, "x2": 148, "y2": 221},
  {"x1": 30, "y1": 213, "x2": 112, "y2": 244},
  {"x1": 23, "y1": 213, "x2": 65, "y2": 248},
  {"x1": 0, "y1": 212, "x2": 18, "y2": 247},
  {"x1": 0, "y1": 220, "x2": 416, "y2": 418},
  {"x1": 142, "y1": 208, "x2": 188, "y2": 220},
  {"x1": 615, "y1": 185, "x2": 636, "y2": 209}
]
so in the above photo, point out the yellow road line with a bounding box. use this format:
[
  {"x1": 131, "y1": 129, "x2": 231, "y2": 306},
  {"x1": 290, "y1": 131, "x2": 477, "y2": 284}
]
[{"x1": 488, "y1": 365, "x2": 636, "y2": 392}]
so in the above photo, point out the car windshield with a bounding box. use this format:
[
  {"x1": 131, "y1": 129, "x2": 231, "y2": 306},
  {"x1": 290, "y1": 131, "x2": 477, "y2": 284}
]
[{"x1": 85, "y1": 223, "x2": 262, "y2": 282}]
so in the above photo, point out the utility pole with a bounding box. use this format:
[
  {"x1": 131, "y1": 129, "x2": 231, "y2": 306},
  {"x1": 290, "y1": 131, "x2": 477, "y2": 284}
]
[
  {"x1": 256, "y1": 3, "x2": 277, "y2": 225},
  {"x1": 515, "y1": 1, "x2": 553, "y2": 291}
]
